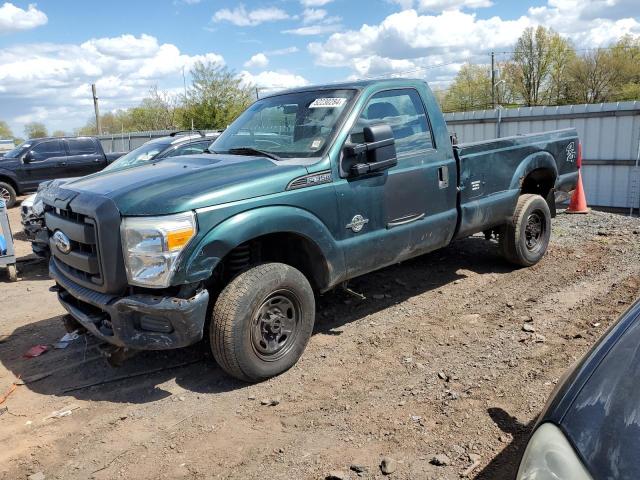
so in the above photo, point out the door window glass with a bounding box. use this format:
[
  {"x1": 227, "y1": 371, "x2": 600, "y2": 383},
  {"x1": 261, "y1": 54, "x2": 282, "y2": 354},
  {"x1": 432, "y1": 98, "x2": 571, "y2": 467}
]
[
  {"x1": 67, "y1": 138, "x2": 98, "y2": 155},
  {"x1": 166, "y1": 141, "x2": 209, "y2": 158},
  {"x1": 349, "y1": 89, "x2": 434, "y2": 155},
  {"x1": 30, "y1": 140, "x2": 65, "y2": 161}
]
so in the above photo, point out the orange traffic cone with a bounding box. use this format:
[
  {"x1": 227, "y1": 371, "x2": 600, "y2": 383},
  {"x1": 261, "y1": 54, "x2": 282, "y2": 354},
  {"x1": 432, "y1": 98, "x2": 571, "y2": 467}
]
[{"x1": 566, "y1": 170, "x2": 589, "y2": 214}]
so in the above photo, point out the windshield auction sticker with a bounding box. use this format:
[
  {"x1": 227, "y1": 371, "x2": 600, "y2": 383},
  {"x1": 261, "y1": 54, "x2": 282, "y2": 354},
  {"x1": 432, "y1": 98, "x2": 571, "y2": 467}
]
[{"x1": 309, "y1": 98, "x2": 347, "y2": 108}]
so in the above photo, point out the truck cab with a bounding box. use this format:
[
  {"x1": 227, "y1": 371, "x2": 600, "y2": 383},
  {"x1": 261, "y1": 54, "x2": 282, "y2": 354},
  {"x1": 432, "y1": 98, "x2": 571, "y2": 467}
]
[{"x1": 44, "y1": 79, "x2": 579, "y2": 382}]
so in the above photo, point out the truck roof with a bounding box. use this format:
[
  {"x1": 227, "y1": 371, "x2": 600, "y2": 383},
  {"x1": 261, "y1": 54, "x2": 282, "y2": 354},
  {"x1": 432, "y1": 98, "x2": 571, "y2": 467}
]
[{"x1": 262, "y1": 77, "x2": 427, "y2": 98}]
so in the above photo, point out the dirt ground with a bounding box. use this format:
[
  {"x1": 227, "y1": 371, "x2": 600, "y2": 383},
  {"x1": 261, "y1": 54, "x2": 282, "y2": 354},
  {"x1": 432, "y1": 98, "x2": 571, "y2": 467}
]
[{"x1": 1, "y1": 197, "x2": 639, "y2": 480}]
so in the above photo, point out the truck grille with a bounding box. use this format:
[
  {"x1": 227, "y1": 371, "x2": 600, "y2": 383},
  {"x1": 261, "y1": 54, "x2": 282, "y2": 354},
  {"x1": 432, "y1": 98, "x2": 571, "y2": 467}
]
[{"x1": 46, "y1": 206, "x2": 103, "y2": 286}]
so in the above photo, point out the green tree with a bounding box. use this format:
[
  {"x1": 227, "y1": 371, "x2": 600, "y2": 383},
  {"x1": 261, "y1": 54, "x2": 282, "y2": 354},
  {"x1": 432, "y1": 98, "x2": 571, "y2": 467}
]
[
  {"x1": 24, "y1": 122, "x2": 48, "y2": 139},
  {"x1": 442, "y1": 63, "x2": 492, "y2": 112},
  {"x1": 609, "y1": 35, "x2": 640, "y2": 101},
  {"x1": 508, "y1": 26, "x2": 571, "y2": 106},
  {"x1": 0, "y1": 120, "x2": 13, "y2": 139},
  {"x1": 178, "y1": 62, "x2": 254, "y2": 130},
  {"x1": 52, "y1": 130, "x2": 66, "y2": 137},
  {"x1": 568, "y1": 49, "x2": 619, "y2": 103},
  {"x1": 545, "y1": 35, "x2": 577, "y2": 105}
]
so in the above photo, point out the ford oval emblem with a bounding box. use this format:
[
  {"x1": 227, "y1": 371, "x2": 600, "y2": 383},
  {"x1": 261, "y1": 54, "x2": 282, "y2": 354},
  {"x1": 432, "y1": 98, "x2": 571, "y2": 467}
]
[{"x1": 53, "y1": 230, "x2": 71, "y2": 254}]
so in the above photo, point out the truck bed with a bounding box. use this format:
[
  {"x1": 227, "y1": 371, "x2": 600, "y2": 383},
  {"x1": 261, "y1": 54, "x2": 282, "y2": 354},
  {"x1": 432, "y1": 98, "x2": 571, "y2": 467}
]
[{"x1": 453, "y1": 128, "x2": 580, "y2": 239}]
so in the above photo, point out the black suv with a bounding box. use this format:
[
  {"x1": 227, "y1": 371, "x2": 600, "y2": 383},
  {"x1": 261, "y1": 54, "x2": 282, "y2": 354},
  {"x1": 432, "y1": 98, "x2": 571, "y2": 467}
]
[{"x1": 0, "y1": 136, "x2": 125, "y2": 208}]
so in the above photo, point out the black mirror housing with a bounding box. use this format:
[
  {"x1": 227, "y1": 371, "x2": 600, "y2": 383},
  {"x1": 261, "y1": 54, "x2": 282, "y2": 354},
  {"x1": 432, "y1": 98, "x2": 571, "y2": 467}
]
[
  {"x1": 22, "y1": 152, "x2": 33, "y2": 163},
  {"x1": 344, "y1": 122, "x2": 397, "y2": 177}
]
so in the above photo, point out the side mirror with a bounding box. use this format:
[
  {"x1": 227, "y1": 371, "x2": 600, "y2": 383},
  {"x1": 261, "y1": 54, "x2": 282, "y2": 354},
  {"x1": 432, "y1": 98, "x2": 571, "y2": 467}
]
[
  {"x1": 22, "y1": 152, "x2": 33, "y2": 164},
  {"x1": 344, "y1": 123, "x2": 397, "y2": 176}
]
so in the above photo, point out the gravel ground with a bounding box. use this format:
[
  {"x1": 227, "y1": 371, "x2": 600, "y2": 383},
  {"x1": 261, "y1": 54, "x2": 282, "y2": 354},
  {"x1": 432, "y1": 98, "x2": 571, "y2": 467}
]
[{"x1": 0, "y1": 199, "x2": 639, "y2": 480}]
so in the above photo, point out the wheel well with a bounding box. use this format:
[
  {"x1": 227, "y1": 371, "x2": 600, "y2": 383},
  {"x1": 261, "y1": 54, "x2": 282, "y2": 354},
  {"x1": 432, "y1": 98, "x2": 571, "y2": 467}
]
[
  {"x1": 0, "y1": 176, "x2": 18, "y2": 194},
  {"x1": 521, "y1": 168, "x2": 556, "y2": 217},
  {"x1": 521, "y1": 168, "x2": 555, "y2": 198},
  {"x1": 215, "y1": 233, "x2": 330, "y2": 292}
]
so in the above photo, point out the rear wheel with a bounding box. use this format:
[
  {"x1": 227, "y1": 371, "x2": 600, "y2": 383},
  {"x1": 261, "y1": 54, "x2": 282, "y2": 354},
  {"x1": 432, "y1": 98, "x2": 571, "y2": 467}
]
[
  {"x1": 500, "y1": 194, "x2": 551, "y2": 267},
  {"x1": 0, "y1": 182, "x2": 16, "y2": 208},
  {"x1": 210, "y1": 262, "x2": 315, "y2": 382}
]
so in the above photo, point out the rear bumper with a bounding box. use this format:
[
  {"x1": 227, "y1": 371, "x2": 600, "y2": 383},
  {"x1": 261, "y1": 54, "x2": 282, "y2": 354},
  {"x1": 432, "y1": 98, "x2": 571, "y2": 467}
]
[{"x1": 50, "y1": 259, "x2": 209, "y2": 350}]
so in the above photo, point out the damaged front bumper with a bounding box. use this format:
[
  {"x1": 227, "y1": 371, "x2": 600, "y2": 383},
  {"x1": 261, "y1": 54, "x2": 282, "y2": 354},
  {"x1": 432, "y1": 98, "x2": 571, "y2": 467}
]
[{"x1": 50, "y1": 259, "x2": 209, "y2": 350}]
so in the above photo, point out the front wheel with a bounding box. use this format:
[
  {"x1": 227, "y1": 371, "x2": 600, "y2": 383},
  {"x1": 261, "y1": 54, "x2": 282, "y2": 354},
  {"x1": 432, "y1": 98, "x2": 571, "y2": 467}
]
[
  {"x1": 210, "y1": 263, "x2": 315, "y2": 382},
  {"x1": 500, "y1": 194, "x2": 551, "y2": 267},
  {"x1": 0, "y1": 182, "x2": 16, "y2": 208}
]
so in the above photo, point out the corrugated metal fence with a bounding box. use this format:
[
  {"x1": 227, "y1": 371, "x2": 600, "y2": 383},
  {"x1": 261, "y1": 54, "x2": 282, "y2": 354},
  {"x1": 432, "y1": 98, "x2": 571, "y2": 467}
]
[
  {"x1": 97, "y1": 130, "x2": 219, "y2": 153},
  {"x1": 96, "y1": 102, "x2": 640, "y2": 211},
  {"x1": 444, "y1": 101, "x2": 640, "y2": 211}
]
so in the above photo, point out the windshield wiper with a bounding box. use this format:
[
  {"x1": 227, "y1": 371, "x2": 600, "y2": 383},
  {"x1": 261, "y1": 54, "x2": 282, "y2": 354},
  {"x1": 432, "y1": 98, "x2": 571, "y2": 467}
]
[{"x1": 227, "y1": 147, "x2": 282, "y2": 162}]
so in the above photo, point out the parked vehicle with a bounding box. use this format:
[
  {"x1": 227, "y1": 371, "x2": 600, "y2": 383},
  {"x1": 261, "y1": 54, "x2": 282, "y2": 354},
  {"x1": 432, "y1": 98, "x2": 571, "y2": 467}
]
[
  {"x1": 22, "y1": 131, "x2": 220, "y2": 258},
  {"x1": 43, "y1": 79, "x2": 580, "y2": 382},
  {"x1": 0, "y1": 136, "x2": 126, "y2": 208},
  {"x1": 0, "y1": 139, "x2": 15, "y2": 155},
  {"x1": 517, "y1": 298, "x2": 640, "y2": 480}
]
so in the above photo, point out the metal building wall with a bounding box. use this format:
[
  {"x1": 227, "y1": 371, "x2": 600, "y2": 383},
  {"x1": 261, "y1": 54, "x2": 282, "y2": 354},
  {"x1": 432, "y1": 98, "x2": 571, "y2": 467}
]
[{"x1": 445, "y1": 102, "x2": 640, "y2": 210}]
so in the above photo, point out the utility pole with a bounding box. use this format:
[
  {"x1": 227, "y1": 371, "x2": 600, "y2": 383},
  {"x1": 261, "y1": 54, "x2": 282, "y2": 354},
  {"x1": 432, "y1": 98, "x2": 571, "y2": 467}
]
[
  {"x1": 255, "y1": 87, "x2": 260, "y2": 100},
  {"x1": 91, "y1": 83, "x2": 102, "y2": 135},
  {"x1": 490, "y1": 52, "x2": 496, "y2": 110}
]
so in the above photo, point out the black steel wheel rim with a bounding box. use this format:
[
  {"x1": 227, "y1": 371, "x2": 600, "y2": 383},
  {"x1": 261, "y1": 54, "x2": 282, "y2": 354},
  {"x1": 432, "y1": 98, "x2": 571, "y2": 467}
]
[
  {"x1": 525, "y1": 210, "x2": 545, "y2": 250},
  {"x1": 251, "y1": 289, "x2": 301, "y2": 361},
  {"x1": 0, "y1": 187, "x2": 10, "y2": 203}
]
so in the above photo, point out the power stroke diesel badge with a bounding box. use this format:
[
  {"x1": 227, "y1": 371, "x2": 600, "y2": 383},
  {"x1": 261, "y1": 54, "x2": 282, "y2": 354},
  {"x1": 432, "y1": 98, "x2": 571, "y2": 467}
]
[{"x1": 346, "y1": 214, "x2": 369, "y2": 233}]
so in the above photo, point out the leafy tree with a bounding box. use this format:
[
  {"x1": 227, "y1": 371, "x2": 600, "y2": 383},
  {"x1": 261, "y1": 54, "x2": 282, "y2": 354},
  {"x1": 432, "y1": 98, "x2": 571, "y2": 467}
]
[
  {"x1": 178, "y1": 62, "x2": 254, "y2": 130},
  {"x1": 0, "y1": 120, "x2": 13, "y2": 139},
  {"x1": 507, "y1": 26, "x2": 571, "y2": 106},
  {"x1": 442, "y1": 64, "x2": 492, "y2": 112},
  {"x1": 609, "y1": 35, "x2": 640, "y2": 101},
  {"x1": 545, "y1": 35, "x2": 577, "y2": 105},
  {"x1": 568, "y1": 49, "x2": 619, "y2": 103},
  {"x1": 52, "y1": 130, "x2": 66, "y2": 137},
  {"x1": 24, "y1": 122, "x2": 48, "y2": 139}
]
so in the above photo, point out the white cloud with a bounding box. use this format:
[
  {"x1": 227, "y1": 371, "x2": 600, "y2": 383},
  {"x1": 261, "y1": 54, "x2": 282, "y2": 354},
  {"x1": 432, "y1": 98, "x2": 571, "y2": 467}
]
[
  {"x1": 392, "y1": 0, "x2": 493, "y2": 11},
  {"x1": 302, "y1": 8, "x2": 327, "y2": 24},
  {"x1": 244, "y1": 52, "x2": 269, "y2": 68},
  {"x1": 240, "y1": 70, "x2": 309, "y2": 91},
  {"x1": 212, "y1": 5, "x2": 289, "y2": 26},
  {"x1": 300, "y1": 0, "x2": 333, "y2": 6},
  {"x1": 266, "y1": 46, "x2": 299, "y2": 55},
  {"x1": 0, "y1": 34, "x2": 224, "y2": 133},
  {"x1": 309, "y1": 4, "x2": 640, "y2": 79},
  {"x1": 284, "y1": 23, "x2": 341, "y2": 35},
  {"x1": 0, "y1": 2, "x2": 47, "y2": 34}
]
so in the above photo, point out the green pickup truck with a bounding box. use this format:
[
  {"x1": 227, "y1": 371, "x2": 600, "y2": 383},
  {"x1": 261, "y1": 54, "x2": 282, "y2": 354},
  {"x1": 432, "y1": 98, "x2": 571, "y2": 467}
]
[{"x1": 43, "y1": 79, "x2": 580, "y2": 382}]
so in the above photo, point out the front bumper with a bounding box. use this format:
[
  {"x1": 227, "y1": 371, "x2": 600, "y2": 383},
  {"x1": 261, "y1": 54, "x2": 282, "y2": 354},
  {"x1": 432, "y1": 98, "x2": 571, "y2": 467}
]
[{"x1": 50, "y1": 259, "x2": 209, "y2": 350}]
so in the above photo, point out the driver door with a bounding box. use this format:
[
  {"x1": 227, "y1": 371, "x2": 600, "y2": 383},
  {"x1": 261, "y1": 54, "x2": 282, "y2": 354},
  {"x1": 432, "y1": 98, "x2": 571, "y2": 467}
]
[
  {"x1": 20, "y1": 139, "x2": 68, "y2": 190},
  {"x1": 335, "y1": 88, "x2": 456, "y2": 278}
]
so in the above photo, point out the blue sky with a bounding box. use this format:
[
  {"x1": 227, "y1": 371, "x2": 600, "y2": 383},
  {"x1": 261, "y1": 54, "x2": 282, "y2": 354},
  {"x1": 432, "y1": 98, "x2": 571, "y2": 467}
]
[{"x1": 0, "y1": 0, "x2": 638, "y2": 136}]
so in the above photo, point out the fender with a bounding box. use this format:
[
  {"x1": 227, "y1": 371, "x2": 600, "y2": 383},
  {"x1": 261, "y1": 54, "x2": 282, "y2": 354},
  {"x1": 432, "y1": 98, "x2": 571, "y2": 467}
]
[
  {"x1": 177, "y1": 205, "x2": 346, "y2": 290},
  {"x1": 0, "y1": 167, "x2": 19, "y2": 185},
  {"x1": 509, "y1": 151, "x2": 558, "y2": 191}
]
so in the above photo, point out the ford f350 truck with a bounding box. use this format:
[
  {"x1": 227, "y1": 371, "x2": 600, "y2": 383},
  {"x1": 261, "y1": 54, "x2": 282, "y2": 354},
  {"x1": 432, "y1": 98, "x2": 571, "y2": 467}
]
[{"x1": 43, "y1": 79, "x2": 580, "y2": 382}]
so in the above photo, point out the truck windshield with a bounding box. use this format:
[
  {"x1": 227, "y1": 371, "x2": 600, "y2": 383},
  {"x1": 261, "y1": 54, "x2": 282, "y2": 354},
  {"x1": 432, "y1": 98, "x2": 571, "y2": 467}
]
[
  {"x1": 213, "y1": 89, "x2": 357, "y2": 159},
  {"x1": 105, "y1": 141, "x2": 171, "y2": 171}
]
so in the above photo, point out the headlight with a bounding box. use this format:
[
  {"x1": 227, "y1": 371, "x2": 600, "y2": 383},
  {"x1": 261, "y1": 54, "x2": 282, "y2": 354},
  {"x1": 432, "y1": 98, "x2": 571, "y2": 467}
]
[
  {"x1": 121, "y1": 212, "x2": 197, "y2": 288},
  {"x1": 517, "y1": 423, "x2": 592, "y2": 480}
]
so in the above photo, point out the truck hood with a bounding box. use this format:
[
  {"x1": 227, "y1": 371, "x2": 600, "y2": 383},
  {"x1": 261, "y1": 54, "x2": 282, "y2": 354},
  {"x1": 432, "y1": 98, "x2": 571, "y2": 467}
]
[{"x1": 62, "y1": 154, "x2": 307, "y2": 215}]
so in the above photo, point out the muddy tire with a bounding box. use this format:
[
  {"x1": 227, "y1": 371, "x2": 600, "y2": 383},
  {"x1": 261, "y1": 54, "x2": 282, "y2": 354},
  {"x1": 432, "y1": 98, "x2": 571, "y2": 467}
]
[
  {"x1": 500, "y1": 194, "x2": 551, "y2": 267},
  {"x1": 210, "y1": 262, "x2": 315, "y2": 382},
  {"x1": 0, "y1": 182, "x2": 16, "y2": 208}
]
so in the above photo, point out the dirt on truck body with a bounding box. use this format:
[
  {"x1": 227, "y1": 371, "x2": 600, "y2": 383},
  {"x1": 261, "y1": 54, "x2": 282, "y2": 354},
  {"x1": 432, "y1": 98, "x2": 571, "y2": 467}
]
[{"x1": 1, "y1": 201, "x2": 639, "y2": 479}]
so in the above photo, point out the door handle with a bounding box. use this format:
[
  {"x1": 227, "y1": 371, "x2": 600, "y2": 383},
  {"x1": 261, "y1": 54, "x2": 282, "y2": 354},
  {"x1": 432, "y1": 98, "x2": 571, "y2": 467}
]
[
  {"x1": 58, "y1": 161, "x2": 68, "y2": 167},
  {"x1": 93, "y1": 158, "x2": 102, "y2": 163},
  {"x1": 438, "y1": 165, "x2": 449, "y2": 189}
]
